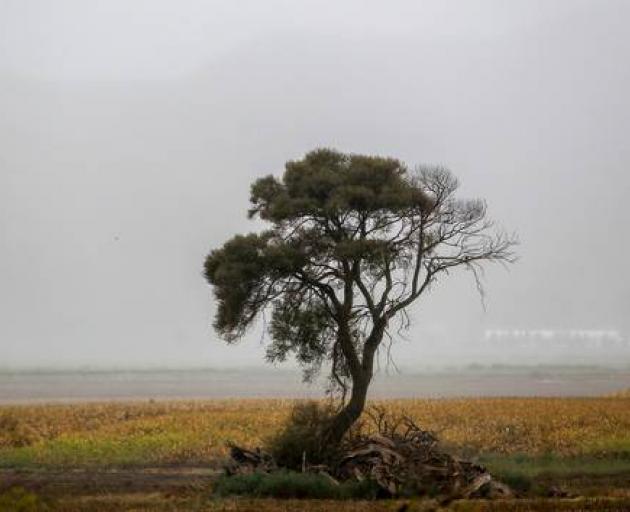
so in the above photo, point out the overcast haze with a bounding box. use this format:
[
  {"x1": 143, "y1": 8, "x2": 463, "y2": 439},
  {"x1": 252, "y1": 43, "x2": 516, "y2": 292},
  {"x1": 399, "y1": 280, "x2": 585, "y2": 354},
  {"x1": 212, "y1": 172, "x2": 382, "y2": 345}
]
[{"x1": 1, "y1": 0, "x2": 629, "y2": 370}]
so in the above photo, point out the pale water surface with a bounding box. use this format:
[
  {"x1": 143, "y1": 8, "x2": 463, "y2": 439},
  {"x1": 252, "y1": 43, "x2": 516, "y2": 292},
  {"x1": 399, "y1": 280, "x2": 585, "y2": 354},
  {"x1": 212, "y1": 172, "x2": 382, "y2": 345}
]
[{"x1": 1, "y1": 367, "x2": 629, "y2": 404}]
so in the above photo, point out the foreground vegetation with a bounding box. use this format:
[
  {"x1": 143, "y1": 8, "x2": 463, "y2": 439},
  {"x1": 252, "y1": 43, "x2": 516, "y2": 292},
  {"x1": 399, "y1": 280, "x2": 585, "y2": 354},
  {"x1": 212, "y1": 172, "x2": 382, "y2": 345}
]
[
  {"x1": 1, "y1": 397, "x2": 629, "y2": 510},
  {"x1": 3, "y1": 487, "x2": 630, "y2": 512}
]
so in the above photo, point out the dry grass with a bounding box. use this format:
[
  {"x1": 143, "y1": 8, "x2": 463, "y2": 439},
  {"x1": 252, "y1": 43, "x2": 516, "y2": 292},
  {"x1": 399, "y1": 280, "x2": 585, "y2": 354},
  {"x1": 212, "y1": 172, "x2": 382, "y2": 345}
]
[
  {"x1": 1, "y1": 397, "x2": 629, "y2": 467},
  {"x1": 1, "y1": 398, "x2": 630, "y2": 511},
  {"x1": 609, "y1": 388, "x2": 630, "y2": 398}
]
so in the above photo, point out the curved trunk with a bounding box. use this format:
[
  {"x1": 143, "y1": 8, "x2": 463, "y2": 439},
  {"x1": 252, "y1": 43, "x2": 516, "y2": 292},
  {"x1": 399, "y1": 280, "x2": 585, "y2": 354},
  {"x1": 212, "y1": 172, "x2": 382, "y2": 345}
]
[
  {"x1": 326, "y1": 373, "x2": 371, "y2": 446},
  {"x1": 325, "y1": 323, "x2": 385, "y2": 446},
  {"x1": 322, "y1": 285, "x2": 389, "y2": 445}
]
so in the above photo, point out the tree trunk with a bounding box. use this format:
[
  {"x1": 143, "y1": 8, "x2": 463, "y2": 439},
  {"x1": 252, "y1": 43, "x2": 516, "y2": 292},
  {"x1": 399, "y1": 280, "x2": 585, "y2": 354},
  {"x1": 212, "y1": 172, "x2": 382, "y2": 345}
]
[
  {"x1": 325, "y1": 320, "x2": 386, "y2": 446},
  {"x1": 326, "y1": 373, "x2": 371, "y2": 446}
]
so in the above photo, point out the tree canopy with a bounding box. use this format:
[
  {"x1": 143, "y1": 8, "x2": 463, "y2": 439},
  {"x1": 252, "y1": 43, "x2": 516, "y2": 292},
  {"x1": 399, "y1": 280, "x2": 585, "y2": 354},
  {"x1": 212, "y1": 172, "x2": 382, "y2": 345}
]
[{"x1": 204, "y1": 148, "x2": 516, "y2": 442}]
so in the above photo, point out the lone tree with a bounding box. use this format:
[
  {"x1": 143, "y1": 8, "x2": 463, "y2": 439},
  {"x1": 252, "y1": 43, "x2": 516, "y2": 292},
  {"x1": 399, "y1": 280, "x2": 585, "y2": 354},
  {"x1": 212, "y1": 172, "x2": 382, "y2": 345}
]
[{"x1": 204, "y1": 149, "x2": 516, "y2": 445}]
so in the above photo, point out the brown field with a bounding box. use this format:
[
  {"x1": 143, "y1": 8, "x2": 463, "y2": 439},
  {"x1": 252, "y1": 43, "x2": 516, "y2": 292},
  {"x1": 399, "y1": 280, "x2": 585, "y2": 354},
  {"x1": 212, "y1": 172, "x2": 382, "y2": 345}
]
[{"x1": 1, "y1": 397, "x2": 630, "y2": 511}]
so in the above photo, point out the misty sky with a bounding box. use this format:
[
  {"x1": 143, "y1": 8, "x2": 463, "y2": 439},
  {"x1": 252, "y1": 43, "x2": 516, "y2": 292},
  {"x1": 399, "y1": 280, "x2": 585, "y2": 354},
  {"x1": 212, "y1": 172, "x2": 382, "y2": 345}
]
[{"x1": 1, "y1": 0, "x2": 629, "y2": 369}]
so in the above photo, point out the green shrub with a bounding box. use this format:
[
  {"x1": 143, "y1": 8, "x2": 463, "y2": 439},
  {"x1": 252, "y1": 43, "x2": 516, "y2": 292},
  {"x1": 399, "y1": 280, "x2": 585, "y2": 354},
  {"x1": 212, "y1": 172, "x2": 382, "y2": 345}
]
[
  {"x1": 264, "y1": 401, "x2": 340, "y2": 469},
  {"x1": 212, "y1": 471, "x2": 379, "y2": 499},
  {"x1": 0, "y1": 487, "x2": 49, "y2": 512},
  {"x1": 496, "y1": 472, "x2": 533, "y2": 494}
]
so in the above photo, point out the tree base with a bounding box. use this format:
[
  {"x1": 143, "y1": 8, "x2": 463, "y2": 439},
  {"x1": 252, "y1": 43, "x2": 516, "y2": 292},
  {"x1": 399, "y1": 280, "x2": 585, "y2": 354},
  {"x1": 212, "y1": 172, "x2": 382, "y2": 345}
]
[{"x1": 224, "y1": 412, "x2": 512, "y2": 500}]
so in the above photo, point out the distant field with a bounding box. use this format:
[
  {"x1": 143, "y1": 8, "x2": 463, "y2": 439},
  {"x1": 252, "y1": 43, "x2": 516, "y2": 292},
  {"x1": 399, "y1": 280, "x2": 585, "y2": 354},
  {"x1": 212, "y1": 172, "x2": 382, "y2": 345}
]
[{"x1": 1, "y1": 397, "x2": 629, "y2": 511}]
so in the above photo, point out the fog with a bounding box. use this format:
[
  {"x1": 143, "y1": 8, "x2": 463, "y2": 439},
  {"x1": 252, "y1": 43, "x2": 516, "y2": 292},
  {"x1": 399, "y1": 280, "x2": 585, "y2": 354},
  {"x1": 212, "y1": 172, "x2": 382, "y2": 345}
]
[{"x1": 1, "y1": 0, "x2": 629, "y2": 370}]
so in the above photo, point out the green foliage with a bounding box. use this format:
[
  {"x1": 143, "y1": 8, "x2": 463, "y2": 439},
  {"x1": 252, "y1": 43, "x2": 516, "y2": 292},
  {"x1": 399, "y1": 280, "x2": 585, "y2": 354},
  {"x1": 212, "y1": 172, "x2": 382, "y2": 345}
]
[
  {"x1": 0, "y1": 487, "x2": 49, "y2": 512},
  {"x1": 495, "y1": 472, "x2": 534, "y2": 494},
  {"x1": 266, "y1": 300, "x2": 330, "y2": 371},
  {"x1": 212, "y1": 471, "x2": 379, "y2": 500},
  {"x1": 481, "y1": 452, "x2": 630, "y2": 484},
  {"x1": 249, "y1": 149, "x2": 430, "y2": 221},
  {"x1": 265, "y1": 401, "x2": 339, "y2": 470},
  {"x1": 203, "y1": 148, "x2": 437, "y2": 381}
]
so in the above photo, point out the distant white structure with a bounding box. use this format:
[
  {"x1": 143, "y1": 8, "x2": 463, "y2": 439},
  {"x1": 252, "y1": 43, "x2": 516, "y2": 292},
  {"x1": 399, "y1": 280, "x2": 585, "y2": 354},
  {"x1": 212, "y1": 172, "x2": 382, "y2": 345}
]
[{"x1": 484, "y1": 329, "x2": 627, "y2": 349}]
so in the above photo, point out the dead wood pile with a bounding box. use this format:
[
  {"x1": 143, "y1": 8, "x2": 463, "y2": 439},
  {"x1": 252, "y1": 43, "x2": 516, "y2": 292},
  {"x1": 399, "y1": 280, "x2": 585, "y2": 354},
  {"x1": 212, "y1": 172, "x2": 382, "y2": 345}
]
[
  {"x1": 224, "y1": 408, "x2": 511, "y2": 500},
  {"x1": 224, "y1": 443, "x2": 277, "y2": 476},
  {"x1": 337, "y1": 409, "x2": 511, "y2": 499}
]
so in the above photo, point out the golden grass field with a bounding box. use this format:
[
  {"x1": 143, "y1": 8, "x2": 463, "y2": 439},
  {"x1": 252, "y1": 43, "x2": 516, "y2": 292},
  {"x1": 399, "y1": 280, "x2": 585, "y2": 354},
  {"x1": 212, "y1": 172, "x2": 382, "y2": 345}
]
[
  {"x1": 2, "y1": 397, "x2": 630, "y2": 466},
  {"x1": 1, "y1": 397, "x2": 630, "y2": 511}
]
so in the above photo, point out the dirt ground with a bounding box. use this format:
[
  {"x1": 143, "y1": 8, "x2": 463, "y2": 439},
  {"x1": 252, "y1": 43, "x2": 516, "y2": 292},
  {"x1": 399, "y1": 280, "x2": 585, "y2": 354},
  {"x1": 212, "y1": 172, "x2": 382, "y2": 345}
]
[
  {"x1": 2, "y1": 466, "x2": 630, "y2": 511},
  {"x1": 0, "y1": 466, "x2": 218, "y2": 497}
]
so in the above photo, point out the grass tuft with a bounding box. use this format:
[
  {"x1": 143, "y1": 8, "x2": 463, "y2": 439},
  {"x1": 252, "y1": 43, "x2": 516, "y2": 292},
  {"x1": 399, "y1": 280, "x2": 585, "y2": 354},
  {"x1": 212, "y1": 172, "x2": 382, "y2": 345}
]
[
  {"x1": 212, "y1": 471, "x2": 379, "y2": 500},
  {"x1": 0, "y1": 487, "x2": 50, "y2": 512}
]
